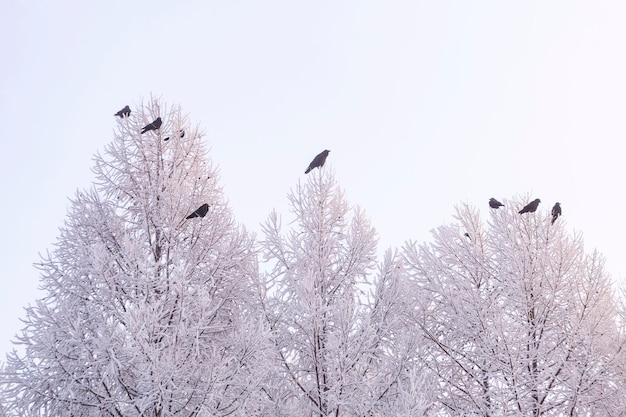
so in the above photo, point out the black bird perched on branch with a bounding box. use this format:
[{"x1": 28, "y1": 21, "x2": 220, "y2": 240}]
[
  {"x1": 114, "y1": 105, "x2": 131, "y2": 118},
  {"x1": 164, "y1": 130, "x2": 185, "y2": 142},
  {"x1": 186, "y1": 203, "x2": 209, "y2": 219},
  {"x1": 489, "y1": 198, "x2": 504, "y2": 209},
  {"x1": 305, "y1": 150, "x2": 330, "y2": 174},
  {"x1": 519, "y1": 199, "x2": 541, "y2": 214},
  {"x1": 141, "y1": 117, "x2": 162, "y2": 134},
  {"x1": 551, "y1": 202, "x2": 561, "y2": 225}
]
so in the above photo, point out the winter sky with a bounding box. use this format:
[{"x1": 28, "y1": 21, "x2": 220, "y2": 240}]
[{"x1": 1, "y1": 1, "x2": 626, "y2": 359}]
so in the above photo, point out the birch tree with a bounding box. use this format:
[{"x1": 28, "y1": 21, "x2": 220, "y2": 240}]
[
  {"x1": 403, "y1": 198, "x2": 626, "y2": 416},
  {"x1": 0, "y1": 99, "x2": 267, "y2": 417},
  {"x1": 259, "y1": 171, "x2": 433, "y2": 416}
]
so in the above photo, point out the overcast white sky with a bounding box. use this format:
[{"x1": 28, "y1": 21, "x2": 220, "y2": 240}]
[{"x1": 2, "y1": 0, "x2": 626, "y2": 359}]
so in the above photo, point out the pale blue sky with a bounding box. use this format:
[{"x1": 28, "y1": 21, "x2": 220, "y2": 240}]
[{"x1": 2, "y1": 1, "x2": 625, "y2": 358}]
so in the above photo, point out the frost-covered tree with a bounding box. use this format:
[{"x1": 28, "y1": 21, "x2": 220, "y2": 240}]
[
  {"x1": 259, "y1": 171, "x2": 433, "y2": 416},
  {"x1": 403, "y1": 198, "x2": 626, "y2": 416},
  {"x1": 0, "y1": 99, "x2": 267, "y2": 417}
]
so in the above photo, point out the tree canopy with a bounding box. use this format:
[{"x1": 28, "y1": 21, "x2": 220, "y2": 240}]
[
  {"x1": 1, "y1": 100, "x2": 267, "y2": 417},
  {"x1": 2, "y1": 100, "x2": 625, "y2": 416}
]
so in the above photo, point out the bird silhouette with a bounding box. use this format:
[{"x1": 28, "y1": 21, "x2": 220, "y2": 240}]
[
  {"x1": 164, "y1": 130, "x2": 185, "y2": 142},
  {"x1": 141, "y1": 117, "x2": 162, "y2": 134},
  {"x1": 305, "y1": 150, "x2": 330, "y2": 174},
  {"x1": 489, "y1": 198, "x2": 504, "y2": 209},
  {"x1": 551, "y1": 202, "x2": 561, "y2": 225},
  {"x1": 186, "y1": 203, "x2": 209, "y2": 219},
  {"x1": 519, "y1": 199, "x2": 541, "y2": 214},
  {"x1": 114, "y1": 105, "x2": 131, "y2": 118}
]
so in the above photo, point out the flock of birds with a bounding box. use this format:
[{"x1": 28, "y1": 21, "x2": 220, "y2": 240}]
[
  {"x1": 115, "y1": 106, "x2": 562, "y2": 226},
  {"x1": 489, "y1": 197, "x2": 562, "y2": 225},
  {"x1": 115, "y1": 106, "x2": 563, "y2": 226},
  {"x1": 114, "y1": 105, "x2": 331, "y2": 221}
]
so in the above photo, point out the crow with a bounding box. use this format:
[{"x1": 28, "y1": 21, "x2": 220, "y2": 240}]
[
  {"x1": 141, "y1": 117, "x2": 162, "y2": 134},
  {"x1": 489, "y1": 198, "x2": 504, "y2": 209},
  {"x1": 186, "y1": 203, "x2": 209, "y2": 219},
  {"x1": 551, "y1": 202, "x2": 562, "y2": 225},
  {"x1": 164, "y1": 130, "x2": 185, "y2": 142},
  {"x1": 519, "y1": 198, "x2": 541, "y2": 214},
  {"x1": 114, "y1": 105, "x2": 131, "y2": 118},
  {"x1": 305, "y1": 150, "x2": 330, "y2": 174}
]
